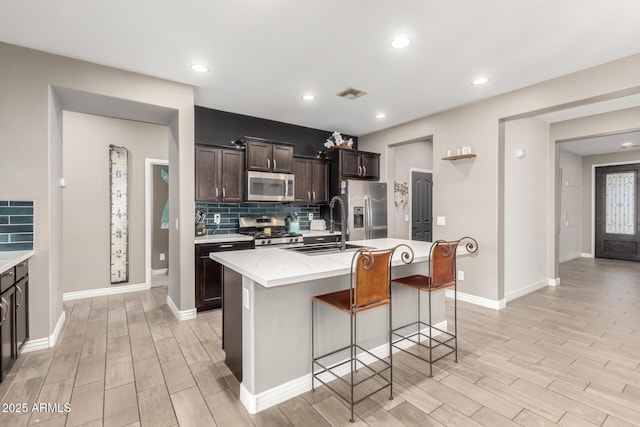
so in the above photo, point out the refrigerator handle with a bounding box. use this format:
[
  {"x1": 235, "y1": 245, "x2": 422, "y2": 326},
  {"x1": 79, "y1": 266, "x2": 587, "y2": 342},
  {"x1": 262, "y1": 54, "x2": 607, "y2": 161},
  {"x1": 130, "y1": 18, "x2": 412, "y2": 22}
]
[{"x1": 364, "y1": 195, "x2": 372, "y2": 239}]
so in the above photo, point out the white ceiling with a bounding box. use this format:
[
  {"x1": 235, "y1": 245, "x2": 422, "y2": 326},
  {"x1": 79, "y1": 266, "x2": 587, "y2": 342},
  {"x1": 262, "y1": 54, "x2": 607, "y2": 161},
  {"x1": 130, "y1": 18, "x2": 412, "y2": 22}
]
[
  {"x1": 1, "y1": 1, "x2": 640, "y2": 136},
  {"x1": 559, "y1": 130, "x2": 640, "y2": 157}
]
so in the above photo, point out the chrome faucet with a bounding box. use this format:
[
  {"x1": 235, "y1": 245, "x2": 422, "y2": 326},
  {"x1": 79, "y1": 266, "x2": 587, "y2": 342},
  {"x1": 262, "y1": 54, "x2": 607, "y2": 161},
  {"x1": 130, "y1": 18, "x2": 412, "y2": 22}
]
[{"x1": 329, "y1": 195, "x2": 347, "y2": 251}]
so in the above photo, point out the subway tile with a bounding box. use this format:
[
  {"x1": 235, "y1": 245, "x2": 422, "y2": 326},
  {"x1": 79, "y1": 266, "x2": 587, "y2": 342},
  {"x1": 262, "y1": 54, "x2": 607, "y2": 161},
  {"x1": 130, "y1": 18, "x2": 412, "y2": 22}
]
[
  {"x1": 0, "y1": 201, "x2": 7, "y2": 206},
  {"x1": 0, "y1": 224, "x2": 33, "y2": 233},
  {"x1": 9, "y1": 233, "x2": 33, "y2": 243},
  {"x1": 0, "y1": 206, "x2": 33, "y2": 215},
  {"x1": 10, "y1": 215, "x2": 33, "y2": 224},
  {"x1": 0, "y1": 216, "x2": 7, "y2": 224},
  {"x1": 0, "y1": 235, "x2": 7, "y2": 243},
  {"x1": 9, "y1": 201, "x2": 34, "y2": 207},
  {"x1": 0, "y1": 242, "x2": 33, "y2": 251}
]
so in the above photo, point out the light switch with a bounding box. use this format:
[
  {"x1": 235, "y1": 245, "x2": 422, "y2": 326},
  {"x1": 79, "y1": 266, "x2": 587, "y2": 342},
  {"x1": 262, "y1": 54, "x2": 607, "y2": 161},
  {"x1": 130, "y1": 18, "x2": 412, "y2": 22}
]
[
  {"x1": 243, "y1": 288, "x2": 250, "y2": 309},
  {"x1": 436, "y1": 216, "x2": 446, "y2": 226}
]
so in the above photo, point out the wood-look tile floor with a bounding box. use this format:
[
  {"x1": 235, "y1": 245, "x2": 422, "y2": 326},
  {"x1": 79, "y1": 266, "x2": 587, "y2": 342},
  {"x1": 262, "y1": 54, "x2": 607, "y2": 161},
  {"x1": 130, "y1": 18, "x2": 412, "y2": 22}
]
[{"x1": 1, "y1": 257, "x2": 639, "y2": 426}]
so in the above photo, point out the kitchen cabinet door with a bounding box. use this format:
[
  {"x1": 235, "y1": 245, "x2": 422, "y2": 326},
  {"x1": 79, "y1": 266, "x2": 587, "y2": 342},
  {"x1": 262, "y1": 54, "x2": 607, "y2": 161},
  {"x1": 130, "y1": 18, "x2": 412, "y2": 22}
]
[
  {"x1": 0, "y1": 286, "x2": 16, "y2": 381},
  {"x1": 246, "y1": 140, "x2": 272, "y2": 171},
  {"x1": 310, "y1": 159, "x2": 328, "y2": 203},
  {"x1": 220, "y1": 150, "x2": 244, "y2": 202},
  {"x1": 14, "y1": 277, "x2": 28, "y2": 352},
  {"x1": 272, "y1": 145, "x2": 293, "y2": 173},
  {"x1": 293, "y1": 158, "x2": 312, "y2": 202},
  {"x1": 195, "y1": 146, "x2": 220, "y2": 202},
  {"x1": 360, "y1": 152, "x2": 380, "y2": 180},
  {"x1": 340, "y1": 150, "x2": 362, "y2": 178}
]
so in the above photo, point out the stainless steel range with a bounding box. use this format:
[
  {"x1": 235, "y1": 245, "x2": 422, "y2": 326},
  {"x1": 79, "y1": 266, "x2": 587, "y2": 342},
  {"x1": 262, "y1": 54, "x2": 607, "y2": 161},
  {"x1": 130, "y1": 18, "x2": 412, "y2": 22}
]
[{"x1": 238, "y1": 216, "x2": 303, "y2": 248}]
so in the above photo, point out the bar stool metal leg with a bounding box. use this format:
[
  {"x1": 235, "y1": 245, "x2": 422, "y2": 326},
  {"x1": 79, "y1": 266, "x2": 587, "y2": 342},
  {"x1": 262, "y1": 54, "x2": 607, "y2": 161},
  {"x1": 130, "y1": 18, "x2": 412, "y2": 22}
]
[{"x1": 311, "y1": 299, "x2": 315, "y2": 392}]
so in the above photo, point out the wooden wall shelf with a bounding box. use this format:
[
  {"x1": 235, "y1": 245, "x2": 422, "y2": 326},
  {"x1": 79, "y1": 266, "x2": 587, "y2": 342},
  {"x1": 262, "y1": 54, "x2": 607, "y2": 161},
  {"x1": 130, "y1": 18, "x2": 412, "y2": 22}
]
[{"x1": 442, "y1": 154, "x2": 477, "y2": 161}]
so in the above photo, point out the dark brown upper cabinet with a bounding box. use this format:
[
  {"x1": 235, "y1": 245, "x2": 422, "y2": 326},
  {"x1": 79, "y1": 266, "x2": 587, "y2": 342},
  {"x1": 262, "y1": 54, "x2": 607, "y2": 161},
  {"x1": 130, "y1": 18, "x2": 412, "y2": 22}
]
[
  {"x1": 244, "y1": 138, "x2": 293, "y2": 173},
  {"x1": 195, "y1": 145, "x2": 244, "y2": 203},
  {"x1": 326, "y1": 148, "x2": 380, "y2": 181},
  {"x1": 293, "y1": 157, "x2": 328, "y2": 203}
]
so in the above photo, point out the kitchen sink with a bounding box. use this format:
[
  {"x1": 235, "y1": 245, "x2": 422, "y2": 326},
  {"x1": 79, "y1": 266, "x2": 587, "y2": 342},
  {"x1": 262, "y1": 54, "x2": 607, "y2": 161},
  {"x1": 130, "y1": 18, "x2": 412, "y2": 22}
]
[{"x1": 282, "y1": 242, "x2": 374, "y2": 256}]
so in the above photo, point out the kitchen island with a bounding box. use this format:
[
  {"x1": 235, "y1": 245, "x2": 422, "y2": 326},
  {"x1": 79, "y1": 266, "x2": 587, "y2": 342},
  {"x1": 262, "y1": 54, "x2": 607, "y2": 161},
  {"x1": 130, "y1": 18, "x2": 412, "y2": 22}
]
[{"x1": 210, "y1": 238, "x2": 447, "y2": 414}]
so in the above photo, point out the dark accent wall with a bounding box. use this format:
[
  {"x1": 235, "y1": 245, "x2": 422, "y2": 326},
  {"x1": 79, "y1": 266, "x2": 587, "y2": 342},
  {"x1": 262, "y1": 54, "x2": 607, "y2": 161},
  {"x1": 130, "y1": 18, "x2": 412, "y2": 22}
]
[
  {"x1": 195, "y1": 106, "x2": 358, "y2": 157},
  {"x1": 196, "y1": 202, "x2": 321, "y2": 235},
  {"x1": 0, "y1": 201, "x2": 34, "y2": 251}
]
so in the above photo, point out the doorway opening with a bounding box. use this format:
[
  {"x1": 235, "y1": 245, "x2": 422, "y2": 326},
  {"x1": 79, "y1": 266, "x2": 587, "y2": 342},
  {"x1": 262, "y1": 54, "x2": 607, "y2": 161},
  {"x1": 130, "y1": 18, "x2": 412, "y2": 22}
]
[{"x1": 146, "y1": 158, "x2": 170, "y2": 287}]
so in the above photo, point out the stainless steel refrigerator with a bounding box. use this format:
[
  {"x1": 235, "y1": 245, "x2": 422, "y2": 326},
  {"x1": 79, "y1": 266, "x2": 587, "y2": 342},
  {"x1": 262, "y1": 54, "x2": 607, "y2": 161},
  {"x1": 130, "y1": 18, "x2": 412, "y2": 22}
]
[{"x1": 341, "y1": 181, "x2": 388, "y2": 240}]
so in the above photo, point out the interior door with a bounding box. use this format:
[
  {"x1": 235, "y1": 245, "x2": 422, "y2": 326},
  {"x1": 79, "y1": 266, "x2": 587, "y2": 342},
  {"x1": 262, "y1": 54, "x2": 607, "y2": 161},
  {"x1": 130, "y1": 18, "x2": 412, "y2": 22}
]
[
  {"x1": 411, "y1": 171, "x2": 433, "y2": 241},
  {"x1": 595, "y1": 164, "x2": 640, "y2": 261}
]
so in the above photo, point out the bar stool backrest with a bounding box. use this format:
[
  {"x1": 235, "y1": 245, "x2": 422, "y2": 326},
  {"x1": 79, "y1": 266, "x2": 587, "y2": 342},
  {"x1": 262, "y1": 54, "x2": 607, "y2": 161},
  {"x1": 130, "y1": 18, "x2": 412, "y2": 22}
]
[
  {"x1": 429, "y1": 240, "x2": 459, "y2": 289},
  {"x1": 352, "y1": 249, "x2": 394, "y2": 309}
]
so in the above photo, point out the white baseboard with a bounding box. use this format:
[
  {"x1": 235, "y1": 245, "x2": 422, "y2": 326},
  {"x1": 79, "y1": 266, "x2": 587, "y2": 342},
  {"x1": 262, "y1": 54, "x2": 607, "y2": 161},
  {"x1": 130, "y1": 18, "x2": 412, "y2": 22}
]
[
  {"x1": 166, "y1": 295, "x2": 197, "y2": 321},
  {"x1": 505, "y1": 280, "x2": 548, "y2": 303},
  {"x1": 581, "y1": 252, "x2": 594, "y2": 258},
  {"x1": 548, "y1": 277, "x2": 560, "y2": 286},
  {"x1": 445, "y1": 290, "x2": 505, "y2": 310},
  {"x1": 63, "y1": 282, "x2": 148, "y2": 301},
  {"x1": 559, "y1": 254, "x2": 581, "y2": 263},
  {"x1": 152, "y1": 268, "x2": 168, "y2": 275},
  {"x1": 22, "y1": 311, "x2": 66, "y2": 353},
  {"x1": 240, "y1": 321, "x2": 448, "y2": 414}
]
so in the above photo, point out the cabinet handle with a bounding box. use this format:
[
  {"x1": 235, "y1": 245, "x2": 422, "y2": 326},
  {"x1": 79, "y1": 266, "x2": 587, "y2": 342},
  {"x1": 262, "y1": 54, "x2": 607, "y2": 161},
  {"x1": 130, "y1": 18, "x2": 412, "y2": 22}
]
[
  {"x1": 219, "y1": 244, "x2": 234, "y2": 248},
  {"x1": 2, "y1": 270, "x2": 14, "y2": 280},
  {"x1": 16, "y1": 284, "x2": 24, "y2": 308},
  {"x1": 215, "y1": 187, "x2": 219, "y2": 198},
  {"x1": 363, "y1": 165, "x2": 367, "y2": 176},
  {"x1": 267, "y1": 158, "x2": 271, "y2": 169},
  {"x1": 222, "y1": 188, "x2": 226, "y2": 199},
  {"x1": 358, "y1": 165, "x2": 362, "y2": 176},
  {"x1": 312, "y1": 191, "x2": 316, "y2": 201},
  {"x1": 273, "y1": 159, "x2": 277, "y2": 170},
  {"x1": 316, "y1": 237, "x2": 325, "y2": 241},
  {"x1": 0, "y1": 297, "x2": 6, "y2": 326},
  {"x1": 307, "y1": 191, "x2": 311, "y2": 201}
]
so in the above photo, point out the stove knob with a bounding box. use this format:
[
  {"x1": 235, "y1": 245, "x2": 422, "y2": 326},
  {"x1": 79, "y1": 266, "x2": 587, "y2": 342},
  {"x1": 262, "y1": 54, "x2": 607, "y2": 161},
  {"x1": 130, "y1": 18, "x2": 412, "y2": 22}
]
[
  {"x1": 294, "y1": 237, "x2": 299, "y2": 242},
  {"x1": 267, "y1": 239, "x2": 272, "y2": 244},
  {"x1": 261, "y1": 240, "x2": 266, "y2": 245},
  {"x1": 289, "y1": 238, "x2": 293, "y2": 243}
]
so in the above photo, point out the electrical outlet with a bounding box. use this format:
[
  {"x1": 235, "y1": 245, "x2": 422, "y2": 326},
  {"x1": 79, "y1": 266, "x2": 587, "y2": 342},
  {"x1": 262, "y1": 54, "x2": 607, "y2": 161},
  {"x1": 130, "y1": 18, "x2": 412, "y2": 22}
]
[
  {"x1": 159, "y1": 253, "x2": 165, "y2": 261},
  {"x1": 309, "y1": 213, "x2": 314, "y2": 221},
  {"x1": 436, "y1": 216, "x2": 446, "y2": 226},
  {"x1": 243, "y1": 288, "x2": 250, "y2": 309},
  {"x1": 457, "y1": 270, "x2": 465, "y2": 281},
  {"x1": 213, "y1": 213, "x2": 221, "y2": 224}
]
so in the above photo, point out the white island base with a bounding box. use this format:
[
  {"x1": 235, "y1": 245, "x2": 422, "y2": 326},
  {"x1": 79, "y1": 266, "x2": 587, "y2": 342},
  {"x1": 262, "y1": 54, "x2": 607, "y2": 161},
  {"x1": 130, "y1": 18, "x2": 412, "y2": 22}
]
[{"x1": 211, "y1": 238, "x2": 448, "y2": 414}]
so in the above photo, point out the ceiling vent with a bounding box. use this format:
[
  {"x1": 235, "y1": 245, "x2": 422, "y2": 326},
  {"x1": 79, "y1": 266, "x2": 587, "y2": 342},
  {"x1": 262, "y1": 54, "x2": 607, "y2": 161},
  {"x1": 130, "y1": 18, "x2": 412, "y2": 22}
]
[{"x1": 336, "y1": 87, "x2": 368, "y2": 100}]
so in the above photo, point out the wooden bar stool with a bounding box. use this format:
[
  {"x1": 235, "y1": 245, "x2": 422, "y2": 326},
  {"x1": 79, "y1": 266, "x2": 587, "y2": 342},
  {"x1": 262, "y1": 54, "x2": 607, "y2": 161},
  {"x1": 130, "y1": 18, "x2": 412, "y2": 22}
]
[
  {"x1": 311, "y1": 245, "x2": 413, "y2": 423},
  {"x1": 391, "y1": 237, "x2": 478, "y2": 377}
]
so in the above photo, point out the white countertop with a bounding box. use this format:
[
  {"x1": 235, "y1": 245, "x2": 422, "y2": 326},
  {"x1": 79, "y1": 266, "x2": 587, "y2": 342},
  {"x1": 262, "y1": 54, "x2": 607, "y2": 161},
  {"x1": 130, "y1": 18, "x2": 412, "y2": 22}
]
[
  {"x1": 211, "y1": 238, "x2": 433, "y2": 288},
  {"x1": 194, "y1": 233, "x2": 254, "y2": 244},
  {"x1": 0, "y1": 250, "x2": 34, "y2": 273}
]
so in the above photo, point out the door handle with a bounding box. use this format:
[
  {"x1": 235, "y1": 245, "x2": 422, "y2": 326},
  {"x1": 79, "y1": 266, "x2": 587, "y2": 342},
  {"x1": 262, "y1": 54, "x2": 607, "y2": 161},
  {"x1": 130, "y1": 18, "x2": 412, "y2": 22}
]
[
  {"x1": 267, "y1": 158, "x2": 271, "y2": 169},
  {"x1": 16, "y1": 284, "x2": 24, "y2": 307}
]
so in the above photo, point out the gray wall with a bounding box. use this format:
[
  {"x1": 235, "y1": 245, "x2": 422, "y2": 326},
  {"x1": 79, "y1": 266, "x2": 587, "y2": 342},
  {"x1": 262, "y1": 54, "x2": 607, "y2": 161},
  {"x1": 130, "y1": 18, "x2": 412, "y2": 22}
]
[
  {"x1": 359, "y1": 54, "x2": 640, "y2": 303},
  {"x1": 558, "y1": 149, "x2": 583, "y2": 261},
  {"x1": 388, "y1": 140, "x2": 433, "y2": 239},
  {"x1": 0, "y1": 42, "x2": 194, "y2": 341},
  {"x1": 504, "y1": 118, "x2": 550, "y2": 299},
  {"x1": 152, "y1": 164, "x2": 169, "y2": 270},
  {"x1": 62, "y1": 111, "x2": 168, "y2": 292}
]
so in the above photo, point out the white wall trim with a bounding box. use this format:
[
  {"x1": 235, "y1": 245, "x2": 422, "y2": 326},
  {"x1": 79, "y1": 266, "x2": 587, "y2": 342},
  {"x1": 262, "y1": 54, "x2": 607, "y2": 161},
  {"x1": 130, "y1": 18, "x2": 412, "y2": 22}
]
[
  {"x1": 581, "y1": 252, "x2": 594, "y2": 258},
  {"x1": 505, "y1": 280, "x2": 549, "y2": 303},
  {"x1": 559, "y1": 253, "x2": 582, "y2": 263},
  {"x1": 548, "y1": 277, "x2": 561, "y2": 286},
  {"x1": 240, "y1": 321, "x2": 447, "y2": 414},
  {"x1": 145, "y1": 158, "x2": 169, "y2": 292},
  {"x1": 166, "y1": 295, "x2": 197, "y2": 321},
  {"x1": 445, "y1": 289, "x2": 506, "y2": 310},
  {"x1": 152, "y1": 268, "x2": 168, "y2": 275},
  {"x1": 22, "y1": 311, "x2": 66, "y2": 353},
  {"x1": 63, "y1": 282, "x2": 147, "y2": 301}
]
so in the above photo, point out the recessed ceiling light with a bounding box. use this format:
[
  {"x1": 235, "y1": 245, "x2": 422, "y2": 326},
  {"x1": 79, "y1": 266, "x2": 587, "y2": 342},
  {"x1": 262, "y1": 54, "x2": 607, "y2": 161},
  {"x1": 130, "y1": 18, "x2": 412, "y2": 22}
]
[
  {"x1": 621, "y1": 141, "x2": 634, "y2": 147},
  {"x1": 471, "y1": 77, "x2": 490, "y2": 85},
  {"x1": 301, "y1": 94, "x2": 316, "y2": 101},
  {"x1": 390, "y1": 36, "x2": 411, "y2": 49},
  {"x1": 375, "y1": 113, "x2": 387, "y2": 119},
  {"x1": 191, "y1": 64, "x2": 209, "y2": 73}
]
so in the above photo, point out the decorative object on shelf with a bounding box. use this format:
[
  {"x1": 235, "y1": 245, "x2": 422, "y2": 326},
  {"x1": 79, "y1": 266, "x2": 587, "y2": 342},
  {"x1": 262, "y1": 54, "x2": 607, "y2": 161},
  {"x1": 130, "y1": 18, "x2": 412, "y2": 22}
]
[
  {"x1": 446, "y1": 147, "x2": 452, "y2": 157},
  {"x1": 109, "y1": 145, "x2": 129, "y2": 284},
  {"x1": 324, "y1": 131, "x2": 354, "y2": 149},
  {"x1": 461, "y1": 146, "x2": 473, "y2": 155},
  {"x1": 394, "y1": 181, "x2": 409, "y2": 208},
  {"x1": 456, "y1": 146, "x2": 462, "y2": 155}
]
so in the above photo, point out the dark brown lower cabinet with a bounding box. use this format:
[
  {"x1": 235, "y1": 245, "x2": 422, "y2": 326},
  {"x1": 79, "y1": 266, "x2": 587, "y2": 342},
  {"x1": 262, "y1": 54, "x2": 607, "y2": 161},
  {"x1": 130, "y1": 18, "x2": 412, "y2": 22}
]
[
  {"x1": 0, "y1": 260, "x2": 28, "y2": 382},
  {"x1": 195, "y1": 241, "x2": 253, "y2": 312},
  {"x1": 222, "y1": 266, "x2": 243, "y2": 382}
]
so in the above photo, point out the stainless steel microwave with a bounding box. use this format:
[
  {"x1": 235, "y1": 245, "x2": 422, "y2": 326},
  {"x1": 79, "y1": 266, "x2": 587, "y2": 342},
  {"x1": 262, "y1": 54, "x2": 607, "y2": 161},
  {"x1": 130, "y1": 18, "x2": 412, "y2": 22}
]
[{"x1": 246, "y1": 171, "x2": 295, "y2": 201}]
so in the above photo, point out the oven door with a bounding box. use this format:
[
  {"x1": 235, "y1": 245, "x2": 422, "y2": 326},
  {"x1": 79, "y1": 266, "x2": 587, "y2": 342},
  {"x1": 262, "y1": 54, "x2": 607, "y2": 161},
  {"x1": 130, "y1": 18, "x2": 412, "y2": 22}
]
[{"x1": 246, "y1": 171, "x2": 294, "y2": 201}]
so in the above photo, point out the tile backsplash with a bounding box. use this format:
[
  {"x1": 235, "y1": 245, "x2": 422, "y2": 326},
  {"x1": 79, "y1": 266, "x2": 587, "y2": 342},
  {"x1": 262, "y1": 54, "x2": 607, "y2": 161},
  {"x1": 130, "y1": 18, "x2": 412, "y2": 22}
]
[
  {"x1": 0, "y1": 201, "x2": 34, "y2": 251},
  {"x1": 196, "y1": 202, "x2": 322, "y2": 235}
]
